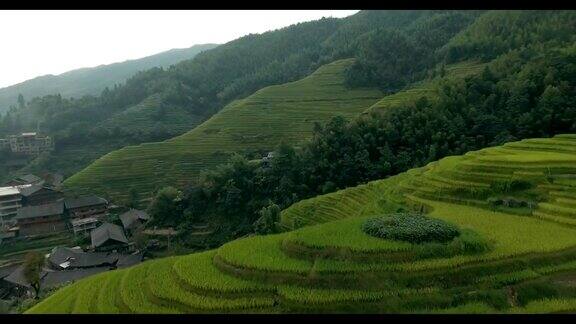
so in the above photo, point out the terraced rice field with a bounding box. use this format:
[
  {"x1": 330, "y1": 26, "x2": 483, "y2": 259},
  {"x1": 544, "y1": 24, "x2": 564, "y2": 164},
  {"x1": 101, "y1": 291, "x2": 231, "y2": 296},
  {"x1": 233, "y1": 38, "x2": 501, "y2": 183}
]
[
  {"x1": 62, "y1": 59, "x2": 384, "y2": 202},
  {"x1": 397, "y1": 134, "x2": 576, "y2": 228},
  {"x1": 365, "y1": 60, "x2": 485, "y2": 114},
  {"x1": 63, "y1": 60, "x2": 486, "y2": 204},
  {"x1": 28, "y1": 135, "x2": 576, "y2": 313},
  {"x1": 94, "y1": 94, "x2": 203, "y2": 137}
]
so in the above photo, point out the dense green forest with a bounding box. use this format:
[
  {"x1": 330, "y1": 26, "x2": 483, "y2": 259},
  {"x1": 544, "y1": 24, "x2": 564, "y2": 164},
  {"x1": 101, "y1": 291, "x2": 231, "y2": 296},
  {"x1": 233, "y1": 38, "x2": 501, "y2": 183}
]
[
  {"x1": 142, "y1": 10, "x2": 576, "y2": 248},
  {"x1": 0, "y1": 10, "x2": 479, "y2": 181}
]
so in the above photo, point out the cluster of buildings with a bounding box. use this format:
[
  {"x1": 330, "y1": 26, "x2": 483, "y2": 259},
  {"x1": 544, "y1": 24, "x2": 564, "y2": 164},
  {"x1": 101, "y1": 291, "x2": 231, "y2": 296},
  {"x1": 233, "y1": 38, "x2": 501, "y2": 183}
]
[
  {"x1": 0, "y1": 174, "x2": 105, "y2": 237},
  {"x1": 0, "y1": 173, "x2": 150, "y2": 250},
  {"x1": 0, "y1": 174, "x2": 63, "y2": 231},
  {"x1": 1, "y1": 245, "x2": 144, "y2": 299},
  {"x1": 0, "y1": 209, "x2": 150, "y2": 299},
  {"x1": 0, "y1": 174, "x2": 153, "y2": 300},
  {"x1": 0, "y1": 132, "x2": 54, "y2": 156}
]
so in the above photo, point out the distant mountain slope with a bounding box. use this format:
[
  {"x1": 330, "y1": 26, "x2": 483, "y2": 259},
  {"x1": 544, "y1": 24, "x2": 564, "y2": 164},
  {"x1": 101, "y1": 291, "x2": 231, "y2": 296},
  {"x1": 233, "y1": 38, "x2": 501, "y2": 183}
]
[
  {"x1": 0, "y1": 43, "x2": 218, "y2": 114},
  {"x1": 63, "y1": 59, "x2": 383, "y2": 202}
]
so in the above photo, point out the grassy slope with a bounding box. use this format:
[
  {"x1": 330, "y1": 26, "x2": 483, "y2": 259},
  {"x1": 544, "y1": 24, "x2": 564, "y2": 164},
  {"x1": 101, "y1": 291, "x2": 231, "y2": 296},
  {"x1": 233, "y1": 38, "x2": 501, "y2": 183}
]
[
  {"x1": 62, "y1": 59, "x2": 384, "y2": 202},
  {"x1": 28, "y1": 134, "x2": 576, "y2": 314}
]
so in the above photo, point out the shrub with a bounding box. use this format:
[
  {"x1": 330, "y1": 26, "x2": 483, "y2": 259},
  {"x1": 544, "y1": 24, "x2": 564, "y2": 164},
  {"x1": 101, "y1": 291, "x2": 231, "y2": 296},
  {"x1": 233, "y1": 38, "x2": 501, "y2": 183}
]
[
  {"x1": 490, "y1": 180, "x2": 533, "y2": 193},
  {"x1": 253, "y1": 202, "x2": 281, "y2": 235},
  {"x1": 362, "y1": 213, "x2": 460, "y2": 244}
]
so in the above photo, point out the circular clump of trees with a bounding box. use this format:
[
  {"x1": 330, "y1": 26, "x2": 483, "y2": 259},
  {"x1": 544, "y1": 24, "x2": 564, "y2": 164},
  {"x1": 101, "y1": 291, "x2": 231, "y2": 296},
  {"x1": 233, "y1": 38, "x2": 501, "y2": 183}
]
[{"x1": 362, "y1": 213, "x2": 460, "y2": 244}]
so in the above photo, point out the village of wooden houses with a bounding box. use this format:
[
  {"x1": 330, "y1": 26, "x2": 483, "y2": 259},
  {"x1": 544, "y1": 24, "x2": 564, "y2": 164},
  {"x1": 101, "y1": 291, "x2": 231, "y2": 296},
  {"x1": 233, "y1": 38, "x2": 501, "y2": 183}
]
[{"x1": 0, "y1": 132, "x2": 164, "y2": 304}]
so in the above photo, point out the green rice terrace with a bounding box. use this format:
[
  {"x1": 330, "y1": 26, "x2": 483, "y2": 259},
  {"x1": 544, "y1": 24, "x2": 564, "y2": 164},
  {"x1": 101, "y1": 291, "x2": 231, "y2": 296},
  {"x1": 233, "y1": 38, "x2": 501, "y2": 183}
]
[
  {"x1": 62, "y1": 59, "x2": 485, "y2": 204},
  {"x1": 364, "y1": 60, "x2": 486, "y2": 114},
  {"x1": 27, "y1": 134, "x2": 576, "y2": 314},
  {"x1": 62, "y1": 59, "x2": 383, "y2": 202}
]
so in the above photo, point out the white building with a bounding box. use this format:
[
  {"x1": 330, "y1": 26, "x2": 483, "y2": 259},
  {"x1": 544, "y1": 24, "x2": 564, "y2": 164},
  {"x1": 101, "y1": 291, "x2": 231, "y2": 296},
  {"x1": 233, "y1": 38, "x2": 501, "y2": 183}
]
[
  {"x1": 0, "y1": 186, "x2": 23, "y2": 227},
  {"x1": 5, "y1": 132, "x2": 54, "y2": 155}
]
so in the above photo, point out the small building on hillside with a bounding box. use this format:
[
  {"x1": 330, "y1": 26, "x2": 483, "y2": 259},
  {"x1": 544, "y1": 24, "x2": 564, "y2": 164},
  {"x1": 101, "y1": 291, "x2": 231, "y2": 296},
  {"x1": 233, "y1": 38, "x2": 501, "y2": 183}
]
[
  {"x1": 5, "y1": 132, "x2": 53, "y2": 156},
  {"x1": 91, "y1": 223, "x2": 129, "y2": 252},
  {"x1": 48, "y1": 246, "x2": 118, "y2": 270},
  {"x1": 4, "y1": 173, "x2": 64, "y2": 189},
  {"x1": 119, "y1": 209, "x2": 150, "y2": 232},
  {"x1": 0, "y1": 263, "x2": 26, "y2": 299},
  {"x1": 14, "y1": 201, "x2": 66, "y2": 236},
  {"x1": 3, "y1": 264, "x2": 108, "y2": 298},
  {"x1": 19, "y1": 184, "x2": 63, "y2": 207},
  {"x1": 64, "y1": 196, "x2": 108, "y2": 220},
  {"x1": 0, "y1": 181, "x2": 63, "y2": 227},
  {"x1": 47, "y1": 246, "x2": 143, "y2": 270},
  {"x1": 0, "y1": 187, "x2": 22, "y2": 226},
  {"x1": 1, "y1": 247, "x2": 143, "y2": 298},
  {"x1": 3, "y1": 174, "x2": 44, "y2": 187}
]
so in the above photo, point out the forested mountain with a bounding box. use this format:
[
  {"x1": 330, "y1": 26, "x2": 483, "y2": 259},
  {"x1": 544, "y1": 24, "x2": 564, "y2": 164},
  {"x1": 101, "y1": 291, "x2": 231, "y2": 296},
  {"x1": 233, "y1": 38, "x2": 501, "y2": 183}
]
[
  {"x1": 62, "y1": 59, "x2": 384, "y2": 203},
  {"x1": 56, "y1": 11, "x2": 483, "y2": 198},
  {"x1": 85, "y1": 9, "x2": 574, "y2": 247},
  {"x1": 5, "y1": 10, "x2": 576, "y2": 250},
  {"x1": 0, "y1": 10, "x2": 480, "y2": 182},
  {"x1": 13, "y1": 10, "x2": 576, "y2": 314},
  {"x1": 0, "y1": 43, "x2": 218, "y2": 114}
]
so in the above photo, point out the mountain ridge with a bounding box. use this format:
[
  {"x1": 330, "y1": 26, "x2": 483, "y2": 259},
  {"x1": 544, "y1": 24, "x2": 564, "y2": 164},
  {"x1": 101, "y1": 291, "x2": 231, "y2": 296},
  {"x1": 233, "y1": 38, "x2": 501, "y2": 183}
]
[{"x1": 0, "y1": 43, "x2": 219, "y2": 114}]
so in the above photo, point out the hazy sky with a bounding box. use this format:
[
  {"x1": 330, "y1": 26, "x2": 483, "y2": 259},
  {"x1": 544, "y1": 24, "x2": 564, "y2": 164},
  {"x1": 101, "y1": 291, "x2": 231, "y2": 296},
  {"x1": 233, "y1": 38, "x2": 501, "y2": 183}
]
[{"x1": 0, "y1": 10, "x2": 358, "y2": 89}]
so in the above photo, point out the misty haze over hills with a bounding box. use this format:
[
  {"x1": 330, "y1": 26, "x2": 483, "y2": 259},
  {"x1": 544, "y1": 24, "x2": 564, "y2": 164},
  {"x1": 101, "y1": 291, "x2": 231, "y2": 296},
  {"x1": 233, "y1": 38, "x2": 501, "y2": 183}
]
[{"x1": 0, "y1": 43, "x2": 218, "y2": 114}]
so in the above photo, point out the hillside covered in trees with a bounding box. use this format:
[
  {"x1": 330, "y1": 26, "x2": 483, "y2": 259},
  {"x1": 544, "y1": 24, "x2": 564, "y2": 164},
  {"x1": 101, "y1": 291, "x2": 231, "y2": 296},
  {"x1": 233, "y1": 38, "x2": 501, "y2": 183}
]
[
  {"x1": 14, "y1": 10, "x2": 576, "y2": 314},
  {"x1": 0, "y1": 10, "x2": 480, "y2": 182},
  {"x1": 3, "y1": 10, "x2": 576, "y2": 249},
  {"x1": 54, "y1": 10, "x2": 576, "y2": 246}
]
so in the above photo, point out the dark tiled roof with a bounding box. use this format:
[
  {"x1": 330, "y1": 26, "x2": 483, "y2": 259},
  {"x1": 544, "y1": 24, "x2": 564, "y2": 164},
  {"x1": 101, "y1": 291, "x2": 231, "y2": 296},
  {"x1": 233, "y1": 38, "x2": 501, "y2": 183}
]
[
  {"x1": 19, "y1": 184, "x2": 60, "y2": 197},
  {"x1": 4, "y1": 254, "x2": 141, "y2": 289},
  {"x1": 0, "y1": 264, "x2": 19, "y2": 280},
  {"x1": 119, "y1": 209, "x2": 149, "y2": 230},
  {"x1": 64, "y1": 196, "x2": 108, "y2": 209},
  {"x1": 91, "y1": 223, "x2": 128, "y2": 248},
  {"x1": 42, "y1": 267, "x2": 110, "y2": 288},
  {"x1": 5, "y1": 265, "x2": 109, "y2": 289},
  {"x1": 3, "y1": 266, "x2": 48, "y2": 288},
  {"x1": 18, "y1": 174, "x2": 42, "y2": 184},
  {"x1": 48, "y1": 247, "x2": 118, "y2": 269},
  {"x1": 18, "y1": 184, "x2": 49, "y2": 197},
  {"x1": 15, "y1": 201, "x2": 64, "y2": 220}
]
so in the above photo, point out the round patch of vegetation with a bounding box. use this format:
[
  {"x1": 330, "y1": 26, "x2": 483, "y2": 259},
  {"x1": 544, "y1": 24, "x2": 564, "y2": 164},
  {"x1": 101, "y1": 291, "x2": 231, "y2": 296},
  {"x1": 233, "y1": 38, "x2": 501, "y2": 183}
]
[{"x1": 362, "y1": 213, "x2": 460, "y2": 244}]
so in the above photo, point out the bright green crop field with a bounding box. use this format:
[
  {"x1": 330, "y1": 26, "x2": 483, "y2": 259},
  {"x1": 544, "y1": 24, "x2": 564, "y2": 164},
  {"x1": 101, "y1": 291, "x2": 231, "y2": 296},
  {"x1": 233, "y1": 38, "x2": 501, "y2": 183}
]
[{"x1": 26, "y1": 134, "x2": 576, "y2": 314}]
